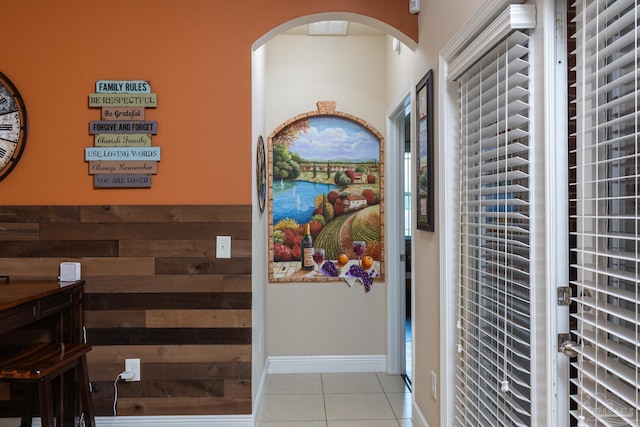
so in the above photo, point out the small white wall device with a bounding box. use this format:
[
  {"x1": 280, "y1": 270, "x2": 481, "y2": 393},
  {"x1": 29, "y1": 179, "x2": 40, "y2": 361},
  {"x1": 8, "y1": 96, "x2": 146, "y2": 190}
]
[
  {"x1": 59, "y1": 262, "x2": 81, "y2": 281},
  {"x1": 409, "y1": 0, "x2": 421, "y2": 14}
]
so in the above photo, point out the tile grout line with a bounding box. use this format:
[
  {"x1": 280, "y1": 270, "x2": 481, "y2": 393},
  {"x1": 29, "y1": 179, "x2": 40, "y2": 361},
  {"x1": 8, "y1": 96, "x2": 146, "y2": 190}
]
[
  {"x1": 378, "y1": 373, "x2": 399, "y2": 424},
  {"x1": 321, "y1": 373, "x2": 329, "y2": 427}
]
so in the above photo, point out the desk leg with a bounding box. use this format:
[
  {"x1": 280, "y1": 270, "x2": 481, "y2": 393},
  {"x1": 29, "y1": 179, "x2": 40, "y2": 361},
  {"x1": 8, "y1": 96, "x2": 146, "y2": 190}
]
[
  {"x1": 61, "y1": 369, "x2": 75, "y2": 427},
  {"x1": 20, "y1": 384, "x2": 35, "y2": 427},
  {"x1": 79, "y1": 356, "x2": 95, "y2": 427},
  {"x1": 38, "y1": 378, "x2": 55, "y2": 427}
]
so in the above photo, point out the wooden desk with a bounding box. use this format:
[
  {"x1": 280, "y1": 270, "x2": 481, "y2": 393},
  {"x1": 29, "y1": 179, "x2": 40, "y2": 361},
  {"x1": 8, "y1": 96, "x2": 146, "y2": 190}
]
[
  {"x1": 0, "y1": 279, "x2": 85, "y2": 343},
  {"x1": 0, "y1": 279, "x2": 86, "y2": 422}
]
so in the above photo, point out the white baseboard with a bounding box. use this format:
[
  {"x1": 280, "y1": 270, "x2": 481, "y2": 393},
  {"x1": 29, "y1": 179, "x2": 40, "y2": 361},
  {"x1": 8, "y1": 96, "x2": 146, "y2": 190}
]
[
  {"x1": 267, "y1": 354, "x2": 387, "y2": 373},
  {"x1": 252, "y1": 358, "x2": 268, "y2": 415},
  {"x1": 96, "y1": 416, "x2": 255, "y2": 426},
  {"x1": 413, "y1": 401, "x2": 431, "y2": 427},
  {"x1": 1, "y1": 416, "x2": 255, "y2": 427},
  {"x1": 3, "y1": 368, "x2": 273, "y2": 427},
  {"x1": 1, "y1": 356, "x2": 388, "y2": 427}
]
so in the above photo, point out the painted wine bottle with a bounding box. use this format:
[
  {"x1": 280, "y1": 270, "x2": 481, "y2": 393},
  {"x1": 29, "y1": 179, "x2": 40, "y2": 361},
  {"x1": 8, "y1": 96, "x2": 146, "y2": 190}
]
[{"x1": 301, "y1": 223, "x2": 314, "y2": 270}]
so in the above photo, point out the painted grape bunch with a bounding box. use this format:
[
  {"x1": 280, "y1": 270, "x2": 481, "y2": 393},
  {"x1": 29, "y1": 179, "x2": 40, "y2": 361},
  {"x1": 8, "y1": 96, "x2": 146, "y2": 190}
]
[{"x1": 348, "y1": 264, "x2": 373, "y2": 292}]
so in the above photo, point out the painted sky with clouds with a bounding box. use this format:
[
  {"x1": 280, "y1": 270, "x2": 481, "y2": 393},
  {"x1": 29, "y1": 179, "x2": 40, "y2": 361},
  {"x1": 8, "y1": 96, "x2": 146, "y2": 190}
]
[{"x1": 288, "y1": 116, "x2": 379, "y2": 162}]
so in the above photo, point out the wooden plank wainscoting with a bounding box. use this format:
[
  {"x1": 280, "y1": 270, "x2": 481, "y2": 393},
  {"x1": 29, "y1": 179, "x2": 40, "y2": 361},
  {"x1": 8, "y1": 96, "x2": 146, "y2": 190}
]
[{"x1": 0, "y1": 205, "x2": 252, "y2": 417}]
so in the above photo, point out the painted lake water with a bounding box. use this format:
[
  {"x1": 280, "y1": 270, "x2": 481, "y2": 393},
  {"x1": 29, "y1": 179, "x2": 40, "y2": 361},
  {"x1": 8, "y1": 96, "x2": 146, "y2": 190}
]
[{"x1": 273, "y1": 180, "x2": 339, "y2": 225}]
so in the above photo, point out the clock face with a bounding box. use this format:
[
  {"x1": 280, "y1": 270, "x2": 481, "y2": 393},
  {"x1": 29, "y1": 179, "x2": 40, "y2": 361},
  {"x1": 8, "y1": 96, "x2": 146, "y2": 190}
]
[
  {"x1": 256, "y1": 135, "x2": 266, "y2": 214},
  {"x1": 0, "y1": 72, "x2": 27, "y2": 182}
]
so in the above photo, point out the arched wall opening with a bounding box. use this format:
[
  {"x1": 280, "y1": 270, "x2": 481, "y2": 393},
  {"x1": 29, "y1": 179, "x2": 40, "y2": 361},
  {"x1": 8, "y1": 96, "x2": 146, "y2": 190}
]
[
  {"x1": 251, "y1": 9, "x2": 417, "y2": 399},
  {"x1": 252, "y1": 12, "x2": 418, "y2": 51}
]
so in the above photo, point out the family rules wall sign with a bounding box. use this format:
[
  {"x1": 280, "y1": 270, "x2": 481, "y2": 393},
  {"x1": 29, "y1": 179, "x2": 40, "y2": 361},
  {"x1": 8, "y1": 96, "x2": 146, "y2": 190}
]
[{"x1": 86, "y1": 80, "x2": 159, "y2": 188}]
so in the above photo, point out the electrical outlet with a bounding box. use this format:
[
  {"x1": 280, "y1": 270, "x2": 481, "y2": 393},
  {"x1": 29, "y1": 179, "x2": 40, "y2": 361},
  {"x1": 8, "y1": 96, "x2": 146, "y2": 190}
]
[
  {"x1": 125, "y1": 358, "x2": 141, "y2": 382},
  {"x1": 431, "y1": 370, "x2": 437, "y2": 400}
]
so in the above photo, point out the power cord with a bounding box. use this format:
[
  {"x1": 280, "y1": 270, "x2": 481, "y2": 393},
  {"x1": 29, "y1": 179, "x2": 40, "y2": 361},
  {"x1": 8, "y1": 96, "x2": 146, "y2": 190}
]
[{"x1": 112, "y1": 370, "x2": 135, "y2": 421}]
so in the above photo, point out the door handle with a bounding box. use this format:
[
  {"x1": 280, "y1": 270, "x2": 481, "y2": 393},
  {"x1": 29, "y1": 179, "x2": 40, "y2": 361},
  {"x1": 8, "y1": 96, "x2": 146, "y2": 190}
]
[{"x1": 559, "y1": 339, "x2": 579, "y2": 358}]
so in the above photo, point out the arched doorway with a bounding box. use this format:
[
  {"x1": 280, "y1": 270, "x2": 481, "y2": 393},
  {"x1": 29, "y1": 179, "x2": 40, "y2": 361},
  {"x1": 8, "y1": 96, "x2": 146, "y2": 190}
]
[{"x1": 251, "y1": 12, "x2": 417, "y2": 390}]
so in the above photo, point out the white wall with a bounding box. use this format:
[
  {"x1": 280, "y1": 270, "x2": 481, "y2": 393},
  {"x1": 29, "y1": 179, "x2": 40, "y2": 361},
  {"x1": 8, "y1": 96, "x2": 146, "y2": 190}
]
[
  {"x1": 265, "y1": 34, "x2": 388, "y2": 358},
  {"x1": 251, "y1": 44, "x2": 268, "y2": 403},
  {"x1": 384, "y1": 1, "x2": 485, "y2": 426},
  {"x1": 266, "y1": 34, "x2": 388, "y2": 133}
]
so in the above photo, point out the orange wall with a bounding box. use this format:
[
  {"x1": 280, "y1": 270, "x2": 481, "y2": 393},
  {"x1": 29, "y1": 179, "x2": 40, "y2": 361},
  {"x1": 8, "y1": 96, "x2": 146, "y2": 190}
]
[{"x1": 3, "y1": 0, "x2": 416, "y2": 205}]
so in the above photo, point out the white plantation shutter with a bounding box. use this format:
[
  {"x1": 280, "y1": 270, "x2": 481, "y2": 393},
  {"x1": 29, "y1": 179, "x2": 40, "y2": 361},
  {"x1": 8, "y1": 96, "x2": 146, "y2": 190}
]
[
  {"x1": 570, "y1": 0, "x2": 640, "y2": 424},
  {"x1": 454, "y1": 19, "x2": 535, "y2": 427}
]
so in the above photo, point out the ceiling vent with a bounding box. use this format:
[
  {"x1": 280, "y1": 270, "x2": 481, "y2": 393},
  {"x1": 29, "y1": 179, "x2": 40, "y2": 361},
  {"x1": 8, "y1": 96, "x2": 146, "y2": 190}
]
[{"x1": 308, "y1": 21, "x2": 349, "y2": 36}]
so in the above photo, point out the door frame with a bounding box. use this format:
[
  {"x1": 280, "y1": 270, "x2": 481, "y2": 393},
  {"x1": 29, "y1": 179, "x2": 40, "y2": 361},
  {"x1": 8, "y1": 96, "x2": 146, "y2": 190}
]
[
  {"x1": 544, "y1": 0, "x2": 570, "y2": 425},
  {"x1": 386, "y1": 82, "x2": 413, "y2": 375}
]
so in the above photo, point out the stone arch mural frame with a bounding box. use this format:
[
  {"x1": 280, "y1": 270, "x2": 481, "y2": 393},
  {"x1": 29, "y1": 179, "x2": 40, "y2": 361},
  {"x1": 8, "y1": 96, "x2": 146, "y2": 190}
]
[{"x1": 267, "y1": 101, "x2": 385, "y2": 286}]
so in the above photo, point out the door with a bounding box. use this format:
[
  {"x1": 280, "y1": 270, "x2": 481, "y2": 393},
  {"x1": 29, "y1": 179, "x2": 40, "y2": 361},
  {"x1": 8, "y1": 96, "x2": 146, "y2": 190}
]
[
  {"x1": 402, "y1": 100, "x2": 412, "y2": 384},
  {"x1": 566, "y1": 0, "x2": 640, "y2": 425},
  {"x1": 386, "y1": 88, "x2": 411, "y2": 378}
]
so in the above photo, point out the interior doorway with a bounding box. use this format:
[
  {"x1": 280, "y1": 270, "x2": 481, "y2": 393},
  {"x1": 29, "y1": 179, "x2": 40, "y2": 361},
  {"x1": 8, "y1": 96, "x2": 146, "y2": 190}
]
[
  {"x1": 387, "y1": 89, "x2": 413, "y2": 385},
  {"x1": 402, "y1": 100, "x2": 413, "y2": 386}
]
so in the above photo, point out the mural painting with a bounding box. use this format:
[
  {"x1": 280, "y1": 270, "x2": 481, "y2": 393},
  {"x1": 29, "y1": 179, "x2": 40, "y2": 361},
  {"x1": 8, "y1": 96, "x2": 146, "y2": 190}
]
[{"x1": 267, "y1": 102, "x2": 384, "y2": 287}]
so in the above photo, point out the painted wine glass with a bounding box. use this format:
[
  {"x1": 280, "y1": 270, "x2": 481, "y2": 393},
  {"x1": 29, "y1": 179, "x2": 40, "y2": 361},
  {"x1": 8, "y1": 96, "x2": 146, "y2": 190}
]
[
  {"x1": 312, "y1": 248, "x2": 325, "y2": 273},
  {"x1": 352, "y1": 241, "x2": 366, "y2": 264}
]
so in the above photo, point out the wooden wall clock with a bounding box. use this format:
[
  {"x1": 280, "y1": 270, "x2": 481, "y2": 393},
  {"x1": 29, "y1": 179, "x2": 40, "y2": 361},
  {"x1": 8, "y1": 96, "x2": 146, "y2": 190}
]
[
  {"x1": 0, "y1": 72, "x2": 27, "y2": 182},
  {"x1": 256, "y1": 135, "x2": 266, "y2": 214}
]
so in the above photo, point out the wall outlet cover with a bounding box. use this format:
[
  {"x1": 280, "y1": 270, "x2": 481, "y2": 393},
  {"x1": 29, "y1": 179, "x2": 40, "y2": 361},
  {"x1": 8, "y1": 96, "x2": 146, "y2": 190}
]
[{"x1": 125, "y1": 358, "x2": 141, "y2": 382}]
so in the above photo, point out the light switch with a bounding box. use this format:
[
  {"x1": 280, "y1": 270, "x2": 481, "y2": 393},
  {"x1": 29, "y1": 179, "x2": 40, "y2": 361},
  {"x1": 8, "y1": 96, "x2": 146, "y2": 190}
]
[{"x1": 216, "y1": 236, "x2": 231, "y2": 258}]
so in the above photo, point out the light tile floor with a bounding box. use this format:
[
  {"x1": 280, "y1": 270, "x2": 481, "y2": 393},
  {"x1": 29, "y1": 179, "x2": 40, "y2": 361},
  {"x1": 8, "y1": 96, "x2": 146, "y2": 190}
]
[
  {"x1": 257, "y1": 372, "x2": 412, "y2": 427},
  {"x1": 406, "y1": 318, "x2": 412, "y2": 383}
]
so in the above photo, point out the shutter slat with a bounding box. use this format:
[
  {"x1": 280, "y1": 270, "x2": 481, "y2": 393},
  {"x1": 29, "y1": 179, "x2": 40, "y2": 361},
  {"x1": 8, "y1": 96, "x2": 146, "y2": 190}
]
[
  {"x1": 463, "y1": 184, "x2": 529, "y2": 196},
  {"x1": 577, "y1": 341, "x2": 640, "y2": 390},
  {"x1": 572, "y1": 311, "x2": 637, "y2": 353},
  {"x1": 466, "y1": 156, "x2": 529, "y2": 176},
  {"x1": 570, "y1": 377, "x2": 639, "y2": 426},
  {"x1": 570, "y1": 262, "x2": 639, "y2": 283},
  {"x1": 571, "y1": 276, "x2": 639, "y2": 302},
  {"x1": 573, "y1": 329, "x2": 637, "y2": 371}
]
